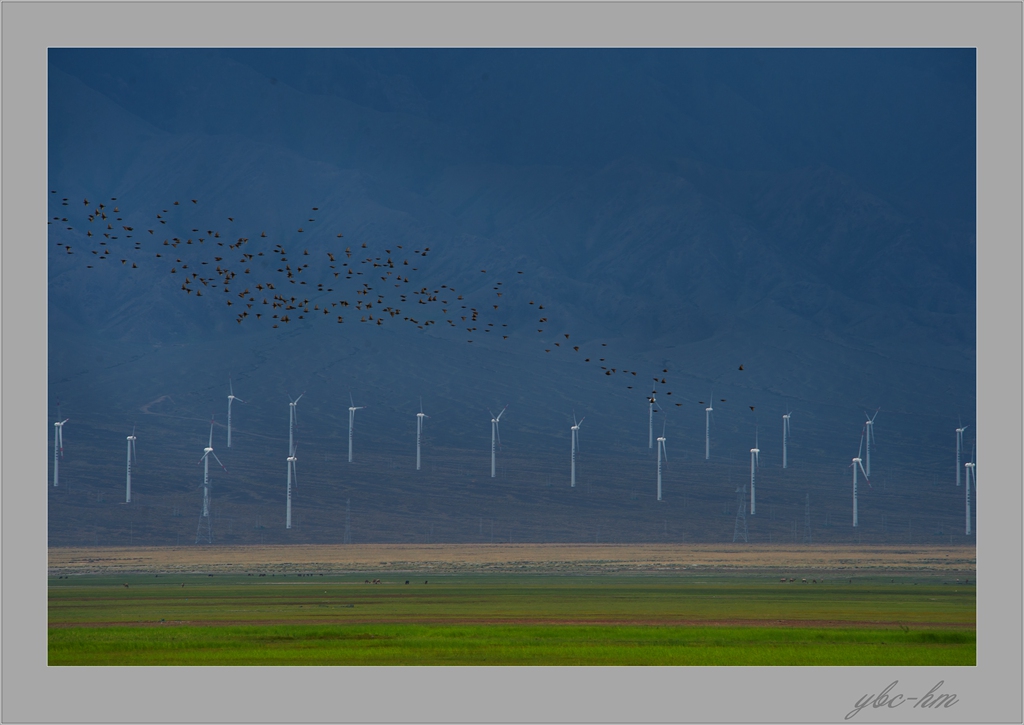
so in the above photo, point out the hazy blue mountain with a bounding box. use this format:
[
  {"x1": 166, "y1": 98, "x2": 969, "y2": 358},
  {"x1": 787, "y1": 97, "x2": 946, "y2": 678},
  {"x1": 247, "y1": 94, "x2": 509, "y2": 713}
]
[{"x1": 47, "y1": 49, "x2": 976, "y2": 547}]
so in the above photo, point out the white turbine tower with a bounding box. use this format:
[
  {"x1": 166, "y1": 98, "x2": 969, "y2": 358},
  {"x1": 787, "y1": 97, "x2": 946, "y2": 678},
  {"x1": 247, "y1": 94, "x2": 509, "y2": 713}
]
[
  {"x1": 705, "y1": 395, "x2": 714, "y2": 460},
  {"x1": 749, "y1": 428, "x2": 760, "y2": 515},
  {"x1": 286, "y1": 441, "x2": 298, "y2": 529},
  {"x1": 125, "y1": 425, "x2": 137, "y2": 503},
  {"x1": 965, "y1": 445, "x2": 976, "y2": 535},
  {"x1": 955, "y1": 420, "x2": 968, "y2": 487},
  {"x1": 570, "y1": 413, "x2": 585, "y2": 488},
  {"x1": 197, "y1": 417, "x2": 227, "y2": 544},
  {"x1": 489, "y1": 405, "x2": 508, "y2": 478},
  {"x1": 648, "y1": 392, "x2": 658, "y2": 449},
  {"x1": 348, "y1": 394, "x2": 365, "y2": 463},
  {"x1": 227, "y1": 377, "x2": 245, "y2": 447},
  {"x1": 782, "y1": 410, "x2": 792, "y2": 469},
  {"x1": 416, "y1": 398, "x2": 429, "y2": 471},
  {"x1": 53, "y1": 410, "x2": 68, "y2": 487},
  {"x1": 656, "y1": 419, "x2": 668, "y2": 501},
  {"x1": 864, "y1": 409, "x2": 879, "y2": 477},
  {"x1": 850, "y1": 428, "x2": 871, "y2": 528}
]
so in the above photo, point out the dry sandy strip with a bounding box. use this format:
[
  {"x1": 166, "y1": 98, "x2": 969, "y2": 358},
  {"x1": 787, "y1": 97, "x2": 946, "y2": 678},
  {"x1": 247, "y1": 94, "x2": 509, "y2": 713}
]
[{"x1": 48, "y1": 543, "x2": 976, "y2": 575}]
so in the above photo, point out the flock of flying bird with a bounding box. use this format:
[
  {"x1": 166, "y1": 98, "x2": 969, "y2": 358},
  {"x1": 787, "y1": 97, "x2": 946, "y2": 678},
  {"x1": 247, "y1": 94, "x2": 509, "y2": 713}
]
[
  {"x1": 48, "y1": 191, "x2": 762, "y2": 416},
  {"x1": 48, "y1": 192, "x2": 977, "y2": 539}
]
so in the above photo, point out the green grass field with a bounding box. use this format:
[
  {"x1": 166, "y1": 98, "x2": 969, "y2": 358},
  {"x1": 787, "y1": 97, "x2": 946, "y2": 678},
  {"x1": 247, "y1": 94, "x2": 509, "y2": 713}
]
[{"x1": 48, "y1": 572, "x2": 975, "y2": 665}]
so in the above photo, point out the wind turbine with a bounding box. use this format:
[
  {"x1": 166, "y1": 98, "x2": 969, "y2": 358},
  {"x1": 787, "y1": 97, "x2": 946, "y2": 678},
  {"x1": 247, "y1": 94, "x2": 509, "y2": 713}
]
[
  {"x1": 288, "y1": 392, "x2": 304, "y2": 461},
  {"x1": 864, "y1": 409, "x2": 879, "y2": 477},
  {"x1": 965, "y1": 445, "x2": 976, "y2": 535},
  {"x1": 416, "y1": 398, "x2": 429, "y2": 471},
  {"x1": 53, "y1": 408, "x2": 69, "y2": 487},
  {"x1": 570, "y1": 413, "x2": 585, "y2": 488},
  {"x1": 648, "y1": 391, "x2": 658, "y2": 449},
  {"x1": 749, "y1": 427, "x2": 760, "y2": 515},
  {"x1": 286, "y1": 441, "x2": 298, "y2": 529},
  {"x1": 849, "y1": 428, "x2": 871, "y2": 528},
  {"x1": 348, "y1": 394, "x2": 365, "y2": 463},
  {"x1": 227, "y1": 377, "x2": 245, "y2": 447},
  {"x1": 197, "y1": 417, "x2": 227, "y2": 544},
  {"x1": 955, "y1": 419, "x2": 968, "y2": 487},
  {"x1": 705, "y1": 395, "x2": 714, "y2": 460},
  {"x1": 125, "y1": 425, "x2": 137, "y2": 503},
  {"x1": 489, "y1": 405, "x2": 508, "y2": 478},
  {"x1": 782, "y1": 410, "x2": 792, "y2": 469},
  {"x1": 656, "y1": 418, "x2": 668, "y2": 501}
]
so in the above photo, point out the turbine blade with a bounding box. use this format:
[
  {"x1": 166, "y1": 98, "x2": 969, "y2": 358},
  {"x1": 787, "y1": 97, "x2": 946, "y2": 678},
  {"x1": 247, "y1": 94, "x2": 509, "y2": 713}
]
[
  {"x1": 496, "y1": 421, "x2": 502, "y2": 449},
  {"x1": 420, "y1": 396, "x2": 424, "y2": 414},
  {"x1": 859, "y1": 460, "x2": 870, "y2": 485},
  {"x1": 230, "y1": 378, "x2": 234, "y2": 396},
  {"x1": 858, "y1": 430, "x2": 864, "y2": 459},
  {"x1": 971, "y1": 444, "x2": 975, "y2": 465},
  {"x1": 212, "y1": 452, "x2": 227, "y2": 472},
  {"x1": 350, "y1": 392, "x2": 354, "y2": 407}
]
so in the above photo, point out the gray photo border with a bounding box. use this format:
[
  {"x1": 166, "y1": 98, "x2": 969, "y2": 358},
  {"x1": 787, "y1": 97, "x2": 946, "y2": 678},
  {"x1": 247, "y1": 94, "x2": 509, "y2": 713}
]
[{"x1": 2, "y1": 2, "x2": 1020, "y2": 723}]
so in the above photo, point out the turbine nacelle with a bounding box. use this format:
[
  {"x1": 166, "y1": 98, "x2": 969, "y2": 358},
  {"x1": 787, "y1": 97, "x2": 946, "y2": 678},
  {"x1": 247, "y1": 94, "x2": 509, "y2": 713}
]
[{"x1": 850, "y1": 456, "x2": 870, "y2": 486}]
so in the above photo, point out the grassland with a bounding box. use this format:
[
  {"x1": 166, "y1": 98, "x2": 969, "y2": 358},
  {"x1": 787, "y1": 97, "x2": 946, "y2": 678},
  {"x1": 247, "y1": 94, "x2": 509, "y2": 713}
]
[{"x1": 49, "y1": 545, "x2": 976, "y2": 665}]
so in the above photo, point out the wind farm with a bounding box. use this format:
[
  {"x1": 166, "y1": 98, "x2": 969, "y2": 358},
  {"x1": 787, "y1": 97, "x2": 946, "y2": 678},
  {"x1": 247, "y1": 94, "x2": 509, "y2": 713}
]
[{"x1": 45, "y1": 48, "x2": 976, "y2": 668}]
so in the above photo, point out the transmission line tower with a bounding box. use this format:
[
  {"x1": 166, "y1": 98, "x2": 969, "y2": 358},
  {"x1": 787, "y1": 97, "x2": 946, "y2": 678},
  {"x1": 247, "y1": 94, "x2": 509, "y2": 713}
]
[
  {"x1": 343, "y1": 498, "x2": 352, "y2": 544},
  {"x1": 733, "y1": 485, "x2": 749, "y2": 543},
  {"x1": 195, "y1": 504, "x2": 212, "y2": 544},
  {"x1": 803, "y1": 493, "x2": 812, "y2": 544}
]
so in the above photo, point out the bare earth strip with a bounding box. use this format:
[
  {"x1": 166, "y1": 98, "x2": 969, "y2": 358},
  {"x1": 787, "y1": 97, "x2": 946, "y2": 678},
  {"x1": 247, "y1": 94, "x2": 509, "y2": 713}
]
[{"x1": 48, "y1": 543, "x2": 976, "y2": 576}]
